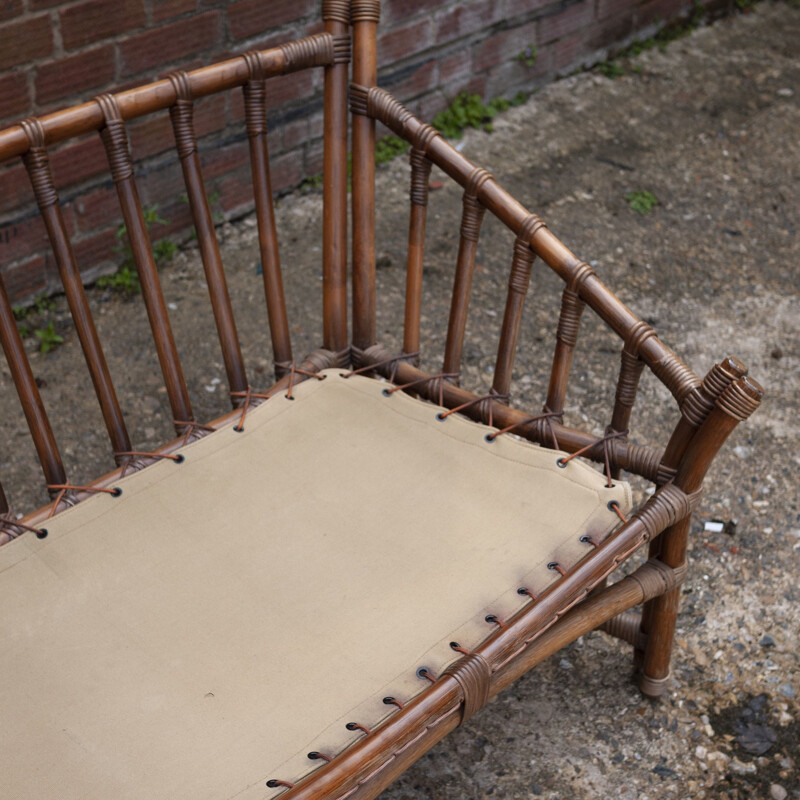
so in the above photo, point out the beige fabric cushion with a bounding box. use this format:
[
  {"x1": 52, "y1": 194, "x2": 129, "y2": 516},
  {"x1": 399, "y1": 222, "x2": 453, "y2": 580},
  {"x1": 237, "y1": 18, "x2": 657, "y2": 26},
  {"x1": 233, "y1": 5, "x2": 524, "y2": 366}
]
[{"x1": 0, "y1": 370, "x2": 630, "y2": 799}]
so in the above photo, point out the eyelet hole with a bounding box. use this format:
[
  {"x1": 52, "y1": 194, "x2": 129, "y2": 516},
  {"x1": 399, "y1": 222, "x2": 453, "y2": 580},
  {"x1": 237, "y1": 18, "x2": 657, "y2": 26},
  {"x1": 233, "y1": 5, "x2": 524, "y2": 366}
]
[
  {"x1": 174, "y1": 454, "x2": 185, "y2": 464},
  {"x1": 547, "y1": 561, "x2": 558, "y2": 571},
  {"x1": 556, "y1": 458, "x2": 567, "y2": 468},
  {"x1": 233, "y1": 425, "x2": 244, "y2": 433},
  {"x1": 111, "y1": 487, "x2": 122, "y2": 498},
  {"x1": 382, "y1": 388, "x2": 392, "y2": 397},
  {"x1": 35, "y1": 528, "x2": 49, "y2": 539},
  {"x1": 435, "y1": 412, "x2": 446, "y2": 421},
  {"x1": 484, "y1": 433, "x2": 495, "y2": 443}
]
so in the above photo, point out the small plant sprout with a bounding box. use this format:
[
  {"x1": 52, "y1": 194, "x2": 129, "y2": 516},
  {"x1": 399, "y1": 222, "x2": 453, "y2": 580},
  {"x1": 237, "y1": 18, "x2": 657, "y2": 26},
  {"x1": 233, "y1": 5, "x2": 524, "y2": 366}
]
[
  {"x1": 34, "y1": 322, "x2": 63, "y2": 354},
  {"x1": 515, "y1": 45, "x2": 538, "y2": 68},
  {"x1": 625, "y1": 190, "x2": 659, "y2": 214}
]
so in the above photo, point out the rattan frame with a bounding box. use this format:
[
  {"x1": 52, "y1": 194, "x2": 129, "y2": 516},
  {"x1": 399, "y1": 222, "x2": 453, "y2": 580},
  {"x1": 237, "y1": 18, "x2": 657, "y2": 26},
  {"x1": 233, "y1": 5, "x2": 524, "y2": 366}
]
[{"x1": 0, "y1": 2, "x2": 762, "y2": 798}]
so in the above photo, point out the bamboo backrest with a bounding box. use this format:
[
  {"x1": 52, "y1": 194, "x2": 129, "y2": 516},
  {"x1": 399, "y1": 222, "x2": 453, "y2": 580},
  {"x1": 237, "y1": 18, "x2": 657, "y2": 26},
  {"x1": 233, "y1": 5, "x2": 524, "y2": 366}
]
[{"x1": 0, "y1": 6, "x2": 352, "y2": 535}]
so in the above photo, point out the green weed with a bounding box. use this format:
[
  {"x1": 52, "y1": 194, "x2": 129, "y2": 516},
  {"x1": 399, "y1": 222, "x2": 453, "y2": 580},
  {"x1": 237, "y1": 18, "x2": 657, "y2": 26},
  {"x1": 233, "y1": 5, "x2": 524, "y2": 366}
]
[
  {"x1": 598, "y1": 60, "x2": 625, "y2": 79},
  {"x1": 34, "y1": 321, "x2": 63, "y2": 354},
  {"x1": 99, "y1": 204, "x2": 177, "y2": 296},
  {"x1": 514, "y1": 45, "x2": 538, "y2": 68},
  {"x1": 375, "y1": 135, "x2": 408, "y2": 166},
  {"x1": 625, "y1": 190, "x2": 659, "y2": 214},
  {"x1": 432, "y1": 91, "x2": 528, "y2": 139}
]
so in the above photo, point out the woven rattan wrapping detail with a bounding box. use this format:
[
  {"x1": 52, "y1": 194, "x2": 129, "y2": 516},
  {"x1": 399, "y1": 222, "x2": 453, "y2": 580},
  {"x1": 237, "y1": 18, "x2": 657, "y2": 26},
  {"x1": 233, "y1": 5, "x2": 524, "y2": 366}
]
[
  {"x1": 280, "y1": 33, "x2": 334, "y2": 72},
  {"x1": 624, "y1": 319, "x2": 657, "y2": 358},
  {"x1": 716, "y1": 375, "x2": 762, "y2": 422},
  {"x1": 331, "y1": 33, "x2": 351, "y2": 63},
  {"x1": 442, "y1": 652, "x2": 491, "y2": 725},
  {"x1": 95, "y1": 94, "x2": 133, "y2": 183},
  {"x1": 634, "y1": 484, "x2": 702, "y2": 540},
  {"x1": 168, "y1": 73, "x2": 197, "y2": 160},
  {"x1": 322, "y1": 0, "x2": 350, "y2": 23},
  {"x1": 556, "y1": 288, "x2": 584, "y2": 348},
  {"x1": 409, "y1": 148, "x2": 432, "y2": 206},
  {"x1": 567, "y1": 260, "x2": 594, "y2": 294},
  {"x1": 615, "y1": 348, "x2": 645, "y2": 410},
  {"x1": 629, "y1": 558, "x2": 687, "y2": 602},
  {"x1": 599, "y1": 611, "x2": 645, "y2": 648},
  {"x1": 350, "y1": 0, "x2": 381, "y2": 22},
  {"x1": 242, "y1": 50, "x2": 264, "y2": 81},
  {"x1": 682, "y1": 358, "x2": 749, "y2": 427},
  {"x1": 508, "y1": 218, "x2": 540, "y2": 296},
  {"x1": 20, "y1": 119, "x2": 57, "y2": 209},
  {"x1": 623, "y1": 443, "x2": 673, "y2": 485},
  {"x1": 653, "y1": 352, "x2": 702, "y2": 408},
  {"x1": 460, "y1": 193, "x2": 485, "y2": 243},
  {"x1": 243, "y1": 79, "x2": 267, "y2": 138}
]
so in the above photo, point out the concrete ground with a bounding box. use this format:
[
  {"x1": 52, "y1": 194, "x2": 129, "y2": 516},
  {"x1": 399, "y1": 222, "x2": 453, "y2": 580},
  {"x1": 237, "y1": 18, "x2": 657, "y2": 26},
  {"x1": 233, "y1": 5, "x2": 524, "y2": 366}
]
[{"x1": 1, "y1": 3, "x2": 798, "y2": 798}]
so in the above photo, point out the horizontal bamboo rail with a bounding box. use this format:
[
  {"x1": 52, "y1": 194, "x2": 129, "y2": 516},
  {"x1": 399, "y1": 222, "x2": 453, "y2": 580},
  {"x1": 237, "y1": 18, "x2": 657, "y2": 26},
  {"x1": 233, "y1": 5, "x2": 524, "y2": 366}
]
[{"x1": 0, "y1": 33, "x2": 342, "y2": 164}]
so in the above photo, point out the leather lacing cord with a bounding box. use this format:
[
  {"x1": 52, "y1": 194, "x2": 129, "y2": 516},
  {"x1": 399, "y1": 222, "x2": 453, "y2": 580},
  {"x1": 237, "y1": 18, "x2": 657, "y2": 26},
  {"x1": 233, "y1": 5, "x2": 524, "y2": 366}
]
[
  {"x1": 341, "y1": 351, "x2": 420, "y2": 383},
  {"x1": 174, "y1": 420, "x2": 216, "y2": 446},
  {"x1": 46, "y1": 483, "x2": 123, "y2": 519},
  {"x1": 484, "y1": 407, "x2": 561, "y2": 449},
  {"x1": 115, "y1": 450, "x2": 184, "y2": 478},
  {"x1": 381, "y1": 372, "x2": 459, "y2": 407},
  {"x1": 556, "y1": 427, "x2": 628, "y2": 488},
  {"x1": 229, "y1": 386, "x2": 273, "y2": 432},
  {"x1": 435, "y1": 391, "x2": 510, "y2": 429},
  {"x1": 0, "y1": 512, "x2": 48, "y2": 540},
  {"x1": 277, "y1": 361, "x2": 327, "y2": 401}
]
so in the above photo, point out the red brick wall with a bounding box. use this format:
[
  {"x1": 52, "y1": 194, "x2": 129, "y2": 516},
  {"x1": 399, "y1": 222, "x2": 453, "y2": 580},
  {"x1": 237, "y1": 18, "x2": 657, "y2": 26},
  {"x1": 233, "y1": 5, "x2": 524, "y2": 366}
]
[{"x1": 0, "y1": 0, "x2": 699, "y2": 303}]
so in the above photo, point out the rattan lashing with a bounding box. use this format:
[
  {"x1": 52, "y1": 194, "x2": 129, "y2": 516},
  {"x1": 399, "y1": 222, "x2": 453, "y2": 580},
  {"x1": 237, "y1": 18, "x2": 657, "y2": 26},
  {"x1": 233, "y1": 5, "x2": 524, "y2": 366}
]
[{"x1": 0, "y1": 2, "x2": 763, "y2": 798}]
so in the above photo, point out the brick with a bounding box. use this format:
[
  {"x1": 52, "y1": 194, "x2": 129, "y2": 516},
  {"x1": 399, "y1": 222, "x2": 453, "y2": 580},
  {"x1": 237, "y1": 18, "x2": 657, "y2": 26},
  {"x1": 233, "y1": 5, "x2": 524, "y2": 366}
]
[
  {"x1": 0, "y1": 163, "x2": 33, "y2": 215},
  {"x1": 438, "y1": 49, "x2": 473, "y2": 87},
  {"x1": 152, "y1": 0, "x2": 197, "y2": 22},
  {"x1": 539, "y1": 0, "x2": 594, "y2": 43},
  {"x1": 194, "y1": 95, "x2": 228, "y2": 140},
  {"x1": 60, "y1": 0, "x2": 145, "y2": 50},
  {"x1": 597, "y1": 0, "x2": 638, "y2": 20},
  {"x1": 200, "y1": 140, "x2": 249, "y2": 180},
  {"x1": 2, "y1": 254, "x2": 47, "y2": 303},
  {"x1": 0, "y1": 14, "x2": 53, "y2": 70},
  {"x1": 50, "y1": 137, "x2": 109, "y2": 189},
  {"x1": 634, "y1": 0, "x2": 690, "y2": 29},
  {"x1": 228, "y1": 0, "x2": 314, "y2": 40},
  {"x1": 378, "y1": 18, "x2": 433, "y2": 66},
  {"x1": 0, "y1": 0, "x2": 22, "y2": 22},
  {"x1": 303, "y1": 138, "x2": 323, "y2": 176},
  {"x1": 551, "y1": 30, "x2": 589, "y2": 71},
  {"x1": 0, "y1": 215, "x2": 48, "y2": 263},
  {"x1": 265, "y1": 70, "x2": 314, "y2": 111},
  {"x1": 382, "y1": 0, "x2": 440, "y2": 24},
  {"x1": 278, "y1": 117, "x2": 309, "y2": 154},
  {"x1": 585, "y1": 10, "x2": 634, "y2": 50},
  {"x1": 128, "y1": 115, "x2": 174, "y2": 161},
  {"x1": 69, "y1": 227, "x2": 118, "y2": 273},
  {"x1": 0, "y1": 71, "x2": 29, "y2": 122},
  {"x1": 120, "y1": 11, "x2": 221, "y2": 76},
  {"x1": 436, "y1": 1, "x2": 502, "y2": 45},
  {"x1": 382, "y1": 58, "x2": 439, "y2": 102},
  {"x1": 216, "y1": 170, "x2": 254, "y2": 216},
  {"x1": 30, "y1": 0, "x2": 63, "y2": 9},
  {"x1": 138, "y1": 160, "x2": 186, "y2": 206},
  {"x1": 74, "y1": 184, "x2": 122, "y2": 233},
  {"x1": 471, "y1": 20, "x2": 538, "y2": 73},
  {"x1": 35, "y1": 45, "x2": 115, "y2": 106},
  {"x1": 505, "y1": 0, "x2": 556, "y2": 16}
]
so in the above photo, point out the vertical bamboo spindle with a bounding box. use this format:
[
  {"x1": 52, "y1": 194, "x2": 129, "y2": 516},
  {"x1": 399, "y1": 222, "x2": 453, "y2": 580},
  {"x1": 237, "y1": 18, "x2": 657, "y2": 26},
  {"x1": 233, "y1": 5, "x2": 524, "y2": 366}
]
[
  {"x1": 491, "y1": 215, "x2": 545, "y2": 398},
  {"x1": 403, "y1": 124, "x2": 437, "y2": 357},
  {"x1": 0, "y1": 273, "x2": 67, "y2": 492},
  {"x1": 168, "y1": 72, "x2": 248, "y2": 404},
  {"x1": 322, "y1": 2, "x2": 351, "y2": 354},
  {"x1": 20, "y1": 117, "x2": 132, "y2": 462},
  {"x1": 351, "y1": 0, "x2": 380, "y2": 350},
  {"x1": 242, "y1": 52, "x2": 293, "y2": 377},
  {"x1": 95, "y1": 92, "x2": 194, "y2": 432},
  {"x1": 442, "y1": 168, "x2": 490, "y2": 381}
]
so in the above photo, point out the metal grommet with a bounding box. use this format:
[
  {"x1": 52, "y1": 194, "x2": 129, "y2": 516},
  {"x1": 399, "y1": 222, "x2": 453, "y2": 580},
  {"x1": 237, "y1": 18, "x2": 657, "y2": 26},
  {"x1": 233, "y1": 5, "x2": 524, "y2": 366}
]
[
  {"x1": 174, "y1": 454, "x2": 185, "y2": 464},
  {"x1": 233, "y1": 425, "x2": 244, "y2": 433},
  {"x1": 111, "y1": 487, "x2": 123, "y2": 498},
  {"x1": 556, "y1": 457, "x2": 567, "y2": 468},
  {"x1": 35, "y1": 528, "x2": 49, "y2": 539},
  {"x1": 382, "y1": 388, "x2": 392, "y2": 397},
  {"x1": 435, "y1": 412, "x2": 446, "y2": 421},
  {"x1": 607, "y1": 500, "x2": 618, "y2": 511},
  {"x1": 484, "y1": 433, "x2": 495, "y2": 443}
]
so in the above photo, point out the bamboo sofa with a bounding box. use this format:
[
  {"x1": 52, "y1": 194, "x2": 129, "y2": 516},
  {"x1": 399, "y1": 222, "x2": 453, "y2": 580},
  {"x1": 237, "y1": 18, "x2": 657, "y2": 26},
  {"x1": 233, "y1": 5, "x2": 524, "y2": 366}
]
[{"x1": 0, "y1": 2, "x2": 762, "y2": 798}]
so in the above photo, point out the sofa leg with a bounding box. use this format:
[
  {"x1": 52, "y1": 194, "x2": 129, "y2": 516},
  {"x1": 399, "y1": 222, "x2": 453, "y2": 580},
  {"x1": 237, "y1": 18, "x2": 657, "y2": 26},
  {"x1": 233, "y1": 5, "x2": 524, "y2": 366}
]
[{"x1": 638, "y1": 515, "x2": 691, "y2": 698}]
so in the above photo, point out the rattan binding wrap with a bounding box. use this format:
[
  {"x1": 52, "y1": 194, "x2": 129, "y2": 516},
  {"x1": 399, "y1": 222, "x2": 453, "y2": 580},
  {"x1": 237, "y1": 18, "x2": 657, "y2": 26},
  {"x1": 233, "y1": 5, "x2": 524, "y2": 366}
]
[{"x1": 442, "y1": 652, "x2": 491, "y2": 726}]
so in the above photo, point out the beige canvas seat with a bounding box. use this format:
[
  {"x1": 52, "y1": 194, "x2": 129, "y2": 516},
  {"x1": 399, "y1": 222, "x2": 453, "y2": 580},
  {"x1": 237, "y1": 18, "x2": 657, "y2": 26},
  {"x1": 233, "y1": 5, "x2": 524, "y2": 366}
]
[{"x1": 1, "y1": 371, "x2": 630, "y2": 799}]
